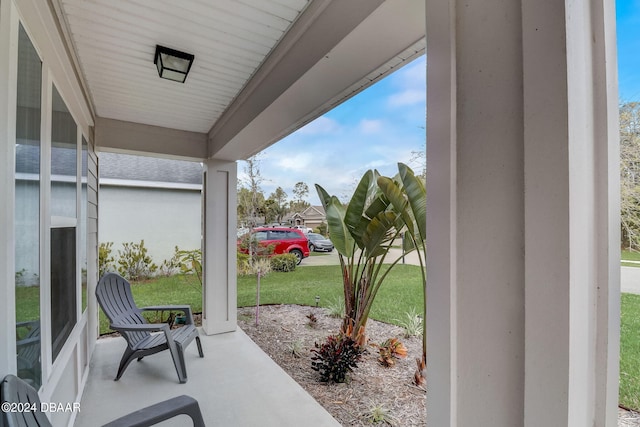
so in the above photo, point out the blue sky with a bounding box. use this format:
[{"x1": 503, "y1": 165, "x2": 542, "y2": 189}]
[
  {"x1": 618, "y1": 0, "x2": 640, "y2": 102},
  {"x1": 243, "y1": 1, "x2": 639, "y2": 207},
  {"x1": 240, "y1": 55, "x2": 426, "y2": 206}
]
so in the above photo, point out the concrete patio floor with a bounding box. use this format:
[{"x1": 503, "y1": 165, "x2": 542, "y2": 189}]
[{"x1": 74, "y1": 328, "x2": 339, "y2": 426}]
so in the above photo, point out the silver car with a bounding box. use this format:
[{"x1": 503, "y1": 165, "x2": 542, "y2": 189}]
[{"x1": 306, "y1": 233, "x2": 334, "y2": 252}]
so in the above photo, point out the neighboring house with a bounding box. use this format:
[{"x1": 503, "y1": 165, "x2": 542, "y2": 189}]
[
  {"x1": 99, "y1": 153, "x2": 203, "y2": 264},
  {"x1": 0, "y1": 1, "x2": 620, "y2": 426},
  {"x1": 289, "y1": 205, "x2": 326, "y2": 231}
]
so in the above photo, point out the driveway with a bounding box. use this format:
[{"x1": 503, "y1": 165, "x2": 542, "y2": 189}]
[
  {"x1": 304, "y1": 254, "x2": 640, "y2": 296},
  {"x1": 301, "y1": 247, "x2": 422, "y2": 267},
  {"x1": 622, "y1": 266, "x2": 640, "y2": 295}
]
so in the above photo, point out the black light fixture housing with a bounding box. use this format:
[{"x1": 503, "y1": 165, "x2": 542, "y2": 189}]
[{"x1": 154, "y1": 45, "x2": 194, "y2": 83}]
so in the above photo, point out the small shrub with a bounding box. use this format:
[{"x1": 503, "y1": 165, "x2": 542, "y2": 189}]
[
  {"x1": 288, "y1": 339, "x2": 304, "y2": 358},
  {"x1": 176, "y1": 248, "x2": 203, "y2": 287},
  {"x1": 159, "y1": 246, "x2": 181, "y2": 277},
  {"x1": 364, "y1": 402, "x2": 395, "y2": 425},
  {"x1": 15, "y1": 268, "x2": 26, "y2": 286},
  {"x1": 237, "y1": 252, "x2": 253, "y2": 276},
  {"x1": 316, "y1": 222, "x2": 328, "y2": 236},
  {"x1": 311, "y1": 334, "x2": 363, "y2": 383},
  {"x1": 251, "y1": 257, "x2": 272, "y2": 276},
  {"x1": 377, "y1": 338, "x2": 407, "y2": 367},
  {"x1": 395, "y1": 307, "x2": 423, "y2": 338},
  {"x1": 325, "y1": 298, "x2": 345, "y2": 318},
  {"x1": 117, "y1": 240, "x2": 157, "y2": 281},
  {"x1": 238, "y1": 233, "x2": 275, "y2": 257},
  {"x1": 270, "y1": 254, "x2": 297, "y2": 272},
  {"x1": 306, "y1": 312, "x2": 318, "y2": 328},
  {"x1": 99, "y1": 242, "x2": 115, "y2": 277}
]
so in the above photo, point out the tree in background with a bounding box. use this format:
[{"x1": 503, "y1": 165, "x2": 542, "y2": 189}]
[
  {"x1": 238, "y1": 154, "x2": 265, "y2": 227},
  {"x1": 621, "y1": 102, "x2": 640, "y2": 250},
  {"x1": 237, "y1": 187, "x2": 265, "y2": 227},
  {"x1": 409, "y1": 149, "x2": 426, "y2": 182},
  {"x1": 268, "y1": 187, "x2": 289, "y2": 223},
  {"x1": 263, "y1": 199, "x2": 277, "y2": 224},
  {"x1": 290, "y1": 181, "x2": 311, "y2": 213}
]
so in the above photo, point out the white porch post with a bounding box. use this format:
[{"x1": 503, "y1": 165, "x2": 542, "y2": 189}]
[
  {"x1": 202, "y1": 159, "x2": 237, "y2": 335},
  {"x1": 426, "y1": 0, "x2": 619, "y2": 425}
]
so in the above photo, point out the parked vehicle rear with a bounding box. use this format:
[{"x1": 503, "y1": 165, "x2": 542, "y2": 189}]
[{"x1": 238, "y1": 227, "x2": 310, "y2": 264}]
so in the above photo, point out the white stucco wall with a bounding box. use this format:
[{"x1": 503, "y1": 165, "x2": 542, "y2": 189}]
[{"x1": 98, "y1": 185, "x2": 202, "y2": 266}]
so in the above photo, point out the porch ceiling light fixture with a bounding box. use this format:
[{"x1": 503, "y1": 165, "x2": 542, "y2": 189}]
[{"x1": 154, "y1": 45, "x2": 194, "y2": 83}]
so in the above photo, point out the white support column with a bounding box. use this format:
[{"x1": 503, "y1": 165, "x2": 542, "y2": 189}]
[
  {"x1": 202, "y1": 159, "x2": 237, "y2": 335},
  {"x1": 425, "y1": 0, "x2": 619, "y2": 425},
  {"x1": 0, "y1": 0, "x2": 18, "y2": 376},
  {"x1": 522, "y1": 0, "x2": 620, "y2": 425}
]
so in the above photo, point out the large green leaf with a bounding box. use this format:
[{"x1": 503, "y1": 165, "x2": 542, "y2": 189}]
[
  {"x1": 398, "y1": 163, "x2": 426, "y2": 242},
  {"x1": 324, "y1": 196, "x2": 355, "y2": 257},
  {"x1": 377, "y1": 176, "x2": 414, "y2": 236},
  {"x1": 364, "y1": 192, "x2": 390, "y2": 220},
  {"x1": 315, "y1": 184, "x2": 333, "y2": 211},
  {"x1": 345, "y1": 170, "x2": 375, "y2": 247},
  {"x1": 362, "y1": 211, "x2": 397, "y2": 258}
]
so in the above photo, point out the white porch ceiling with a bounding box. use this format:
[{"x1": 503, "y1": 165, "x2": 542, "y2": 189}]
[
  {"x1": 52, "y1": 0, "x2": 426, "y2": 160},
  {"x1": 55, "y1": 0, "x2": 311, "y2": 134}
]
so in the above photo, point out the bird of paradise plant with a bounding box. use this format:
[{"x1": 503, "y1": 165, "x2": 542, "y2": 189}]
[
  {"x1": 377, "y1": 163, "x2": 427, "y2": 382},
  {"x1": 315, "y1": 163, "x2": 426, "y2": 355}
]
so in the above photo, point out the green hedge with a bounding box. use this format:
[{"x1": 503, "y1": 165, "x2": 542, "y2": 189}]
[{"x1": 270, "y1": 254, "x2": 297, "y2": 272}]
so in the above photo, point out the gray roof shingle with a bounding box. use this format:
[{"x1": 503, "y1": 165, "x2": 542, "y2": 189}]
[{"x1": 99, "y1": 153, "x2": 203, "y2": 185}]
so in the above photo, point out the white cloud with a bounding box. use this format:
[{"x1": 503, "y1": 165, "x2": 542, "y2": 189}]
[
  {"x1": 297, "y1": 116, "x2": 340, "y2": 135},
  {"x1": 388, "y1": 89, "x2": 426, "y2": 107},
  {"x1": 387, "y1": 56, "x2": 426, "y2": 108},
  {"x1": 275, "y1": 152, "x2": 314, "y2": 172},
  {"x1": 400, "y1": 59, "x2": 426, "y2": 86},
  {"x1": 358, "y1": 119, "x2": 383, "y2": 133}
]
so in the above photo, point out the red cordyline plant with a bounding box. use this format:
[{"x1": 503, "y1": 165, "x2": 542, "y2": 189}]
[{"x1": 310, "y1": 333, "x2": 364, "y2": 383}]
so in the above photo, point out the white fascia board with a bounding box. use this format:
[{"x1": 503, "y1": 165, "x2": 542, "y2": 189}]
[{"x1": 99, "y1": 177, "x2": 202, "y2": 191}]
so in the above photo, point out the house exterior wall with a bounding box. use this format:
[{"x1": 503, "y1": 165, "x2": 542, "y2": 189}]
[
  {"x1": 0, "y1": 1, "x2": 96, "y2": 426},
  {"x1": 99, "y1": 185, "x2": 202, "y2": 265}
]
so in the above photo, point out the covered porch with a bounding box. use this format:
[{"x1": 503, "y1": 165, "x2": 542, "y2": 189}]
[
  {"x1": 75, "y1": 329, "x2": 338, "y2": 426},
  {"x1": 0, "y1": 0, "x2": 622, "y2": 426}
]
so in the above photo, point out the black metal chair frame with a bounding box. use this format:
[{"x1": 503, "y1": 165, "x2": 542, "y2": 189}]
[
  {"x1": 1, "y1": 374, "x2": 206, "y2": 427},
  {"x1": 96, "y1": 273, "x2": 204, "y2": 384}
]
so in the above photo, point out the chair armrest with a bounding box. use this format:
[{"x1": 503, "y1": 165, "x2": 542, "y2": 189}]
[
  {"x1": 109, "y1": 323, "x2": 171, "y2": 333},
  {"x1": 16, "y1": 336, "x2": 40, "y2": 347},
  {"x1": 141, "y1": 305, "x2": 192, "y2": 314},
  {"x1": 16, "y1": 320, "x2": 39, "y2": 328},
  {"x1": 102, "y1": 395, "x2": 205, "y2": 427},
  {"x1": 140, "y1": 306, "x2": 195, "y2": 324}
]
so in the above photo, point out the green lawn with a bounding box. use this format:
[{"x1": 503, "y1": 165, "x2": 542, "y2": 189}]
[
  {"x1": 622, "y1": 250, "x2": 640, "y2": 267},
  {"x1": 622, "y1": 250, "x2": 640, "y2": 261},
  {"x1": 95, "y1": 265, "x2": 424, "y2": 335},
  {"x1": 72, "y1": 265, "x2": 640, "y2": 411},
  {"x1": 237, "y1": 264, "x2": 424, "y2": 325},
  {"x1": 620, "y1": 293, "x2": 640, "y2": 410}
]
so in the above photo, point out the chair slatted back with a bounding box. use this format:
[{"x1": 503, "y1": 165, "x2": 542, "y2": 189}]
[
  {"x1": 96, "y1": 273, "x2": 150, "y2": 347},
  {"x1": 1, "y1": 374, "x2": 52, "y2": 427}
]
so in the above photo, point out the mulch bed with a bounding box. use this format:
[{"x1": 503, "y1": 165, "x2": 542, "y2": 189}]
[{"x1": 237, "y1": 304, "x2": 426, "y2": 426}]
